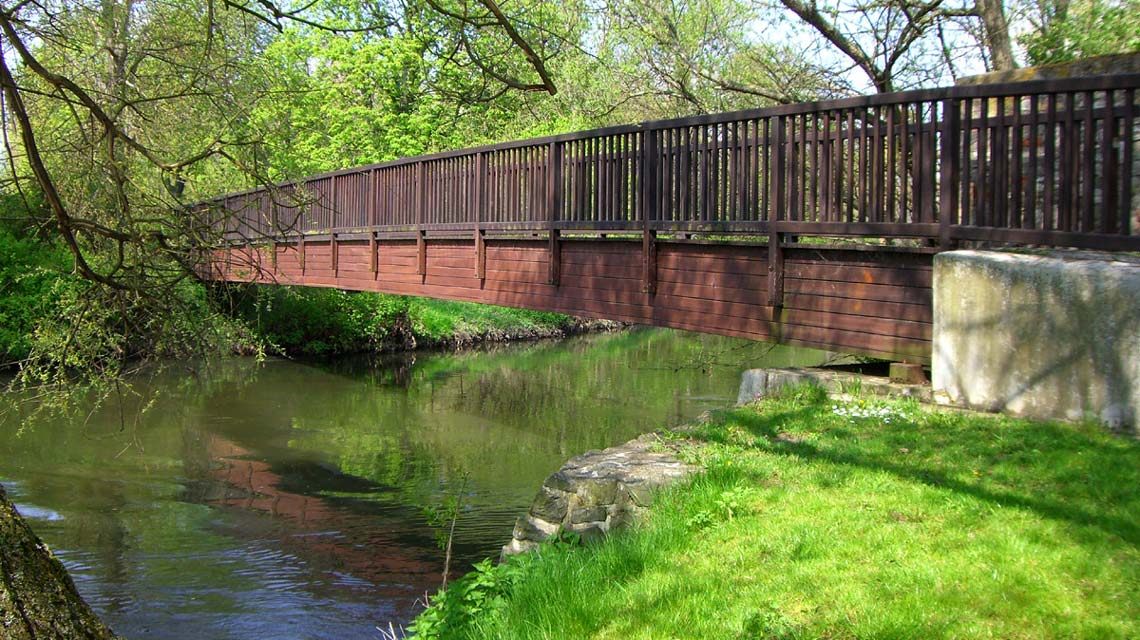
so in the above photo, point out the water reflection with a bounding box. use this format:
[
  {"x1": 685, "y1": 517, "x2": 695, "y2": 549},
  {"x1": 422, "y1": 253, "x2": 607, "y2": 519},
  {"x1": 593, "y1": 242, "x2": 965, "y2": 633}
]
[{"x1": 0, "y1": 328, "x2": 838, "y2": 638}]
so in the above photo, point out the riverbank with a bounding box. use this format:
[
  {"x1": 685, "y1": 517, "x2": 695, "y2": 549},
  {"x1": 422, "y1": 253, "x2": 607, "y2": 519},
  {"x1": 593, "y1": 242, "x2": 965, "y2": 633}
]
[
  {"x1": 218, "y1": 284, "x2": 621, "y2": 358},
  {"x1": 411, "y1": 384, "x2": 1140, "y2": 639}
]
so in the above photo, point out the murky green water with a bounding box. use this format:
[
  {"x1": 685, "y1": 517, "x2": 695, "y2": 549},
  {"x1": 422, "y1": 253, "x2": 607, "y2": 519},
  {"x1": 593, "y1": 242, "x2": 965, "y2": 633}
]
[{"x1": 1, "y1": 328, "x2": 836, "y2": 638}]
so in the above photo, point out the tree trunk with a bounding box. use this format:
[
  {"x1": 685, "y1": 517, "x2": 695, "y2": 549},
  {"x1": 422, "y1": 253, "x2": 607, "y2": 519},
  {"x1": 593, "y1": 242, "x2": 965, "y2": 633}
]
[
  {"x1": 0, "y1": 485, "x2": 121, "y2": 640},
  {"x1": 976, "y1": 0, "x2": 1017, "y2": 71}
]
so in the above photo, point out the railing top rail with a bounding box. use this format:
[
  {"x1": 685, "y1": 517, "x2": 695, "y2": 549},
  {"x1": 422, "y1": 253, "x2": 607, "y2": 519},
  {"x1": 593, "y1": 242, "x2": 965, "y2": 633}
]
[{"x1": 208, "y1": 72, "x2": 1140, "y2": 202}]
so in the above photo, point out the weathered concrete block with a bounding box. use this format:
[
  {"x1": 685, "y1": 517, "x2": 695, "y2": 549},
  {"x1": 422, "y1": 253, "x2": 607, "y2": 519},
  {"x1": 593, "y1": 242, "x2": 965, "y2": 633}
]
[
  {"x1": 529, "y1": 486, "x2": 569, "y2": 522},
  {"x1": 933, "y1": 250, "x2": 1140, "y2": 432}
]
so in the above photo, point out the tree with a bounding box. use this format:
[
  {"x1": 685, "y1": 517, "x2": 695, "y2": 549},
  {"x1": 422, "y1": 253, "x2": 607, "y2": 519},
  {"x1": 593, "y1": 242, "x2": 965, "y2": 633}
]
[
  {"x1": 0, "y1": 485, "x2": 121, "y2": 639},
  {"x1": 767, "y1": 0, "x2": 1017, "y2": 93},
  {"x1": 601, "y1": 0, "x2": 844, "y2": 116},
  {"x1": 1020, "y1": 0, "x2": 1140, "y2": 65},
  {"x1": 0, "y1": 0, "x2": 563, "y2": 385}
]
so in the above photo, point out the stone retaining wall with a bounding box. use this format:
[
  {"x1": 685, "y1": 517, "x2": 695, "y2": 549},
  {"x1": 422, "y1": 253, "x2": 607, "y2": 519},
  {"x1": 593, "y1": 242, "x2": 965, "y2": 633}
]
[{"x1": 501, "y1": 433, "x2": 697, "y2": 559}]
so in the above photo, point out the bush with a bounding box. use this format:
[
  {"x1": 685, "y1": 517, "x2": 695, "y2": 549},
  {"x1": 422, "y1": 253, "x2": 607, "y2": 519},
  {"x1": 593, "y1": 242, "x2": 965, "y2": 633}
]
[
  {"x1": 224, "y1": 285, "x2": 412, "y2": 356},
  {"x1": 0, "y1": 199, "x2": 71, "y2": 365}
]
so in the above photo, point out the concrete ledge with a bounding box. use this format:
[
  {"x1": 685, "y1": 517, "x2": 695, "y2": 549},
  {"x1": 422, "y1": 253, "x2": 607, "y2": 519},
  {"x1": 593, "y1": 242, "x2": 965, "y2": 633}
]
[
  {"x1": 933, "y1": 250, "x2": 1140, "y2": 432},
  {"x1": 955, "y1": 53, "x2": 1140, "y2": 86},
  {"x1": 737, "y1": 367, "x2": 931, "y2": 405}
]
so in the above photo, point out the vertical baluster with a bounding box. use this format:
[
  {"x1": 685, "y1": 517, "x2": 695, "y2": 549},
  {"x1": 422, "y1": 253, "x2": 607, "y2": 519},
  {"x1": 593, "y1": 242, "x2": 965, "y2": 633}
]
[
  {"x1": 1011, "y1": 95, "x2": 1024, "y2": 228},
  {"x1": 846, "y1": 110, "x2": 856, "y2": 223},
  {"x1": 809, "y1": 113, "x2": 819, "y2": 222},
  {"x1": 939, "y1": 97, "x2": 961, "y2": 249},
  {"x1": 976, "y1": 100, "x2": 989, "y2": 226},
  {"x1": 911, "y1": 105, "x2": 921, "y2": 225},
  {"x1": 994, "y1": 97, "x2": 1009, "y2": 228},
  {"x1": 760, "y1": 119, "x2": 769, "y2": 222},
  {"x1": 872, "y1": 105, "x2": 883, "y2": 222},
  {"x1": 1123, "y1": 89, "x2": 1135, "y2": 234},
  {"x1": 886, "y1": 106, "x2": 897, "y2": 222},
  {"x1": 1026, "y1": 95, "x2": 1039, "y2": 229},
  {"x1": 789, "y1": 116, "x2": 800, "y2": 222},
  {"x1": 1082, "y1": 90, "x2": 1095, "y2": 232}
]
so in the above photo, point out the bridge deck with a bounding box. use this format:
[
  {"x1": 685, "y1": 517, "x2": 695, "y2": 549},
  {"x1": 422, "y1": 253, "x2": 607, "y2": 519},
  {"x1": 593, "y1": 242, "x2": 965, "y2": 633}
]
[{"x1": 206, "y1": 73, "x2": 1140, "y2": 363}]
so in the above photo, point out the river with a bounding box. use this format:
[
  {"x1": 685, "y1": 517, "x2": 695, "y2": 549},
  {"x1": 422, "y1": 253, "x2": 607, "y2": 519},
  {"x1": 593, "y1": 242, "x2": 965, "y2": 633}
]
[{"x1": 0, "y1": 328, "x2": 836, "y2": 638}]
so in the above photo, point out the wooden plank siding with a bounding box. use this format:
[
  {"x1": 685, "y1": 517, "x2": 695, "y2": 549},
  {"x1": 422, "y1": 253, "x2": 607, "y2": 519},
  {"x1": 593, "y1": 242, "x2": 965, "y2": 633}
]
[{"x1": 212, "y1": 237, "x2": 933, "y2": 363}]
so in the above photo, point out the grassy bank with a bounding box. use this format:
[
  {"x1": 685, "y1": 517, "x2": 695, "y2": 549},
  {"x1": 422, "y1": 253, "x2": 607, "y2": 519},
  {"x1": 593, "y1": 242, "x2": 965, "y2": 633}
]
[
  {"x1": 220, "y1": 284, "x2": 593, "y2": 357},
  {"x1": 412, "y1": 385, "x2": 1140, "y2": 639}
]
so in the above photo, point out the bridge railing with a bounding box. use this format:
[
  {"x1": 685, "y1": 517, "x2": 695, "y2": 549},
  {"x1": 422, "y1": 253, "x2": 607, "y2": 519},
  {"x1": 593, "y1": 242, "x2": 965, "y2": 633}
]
[{"x1": 211, "y1": 73, "x2": 1140, "y2": 251}]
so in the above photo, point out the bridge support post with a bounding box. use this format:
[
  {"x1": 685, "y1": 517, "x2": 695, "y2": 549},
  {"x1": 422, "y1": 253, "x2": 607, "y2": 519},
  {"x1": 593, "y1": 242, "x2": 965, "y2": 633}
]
[
  {"x1": 938, "y1": 97, "x2": 961, "y2": 251},
  {"x1": 299, "y1": 235, "x2": 306, "y2": 275},
  {"x1": 642, "y1": 128, "x2": 659, "y2": 294},
  {"x1": 330, "y1": 232, "x2": 338, "y2": 275},
  {"x1": 768, "y1": 116, "x2": 787, "y2": 308},
  {"x1": 476, "y1": 229, "x2": 486, "y2": 282},
  {"x1": 642, "y1": 230, "x2": 657, "y2": 294},
  {"x1": 548, "y1": 230, "x2": 561, "y2": 286},
  {"x1": 475, "y1": 152, "x2": 487, "y2": 283},
  {"x1": 768, "y1": 232, "x2": 784, "y2": 307},
  {"x1": 417, "y1": 230, "x2": 427, "y2": 282},
  {"x1": 370, "y1": 231, "x2": 378, "y2": 277},
  {"x1": 547, "y1": 141, "x2": 563, "y2": 286}
]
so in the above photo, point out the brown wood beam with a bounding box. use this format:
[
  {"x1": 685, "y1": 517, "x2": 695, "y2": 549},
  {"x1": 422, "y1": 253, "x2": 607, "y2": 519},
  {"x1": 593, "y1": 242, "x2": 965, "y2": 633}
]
[
  {"x1": 643, "y1": 229, "x2": 657, "y2": 294},
  {"x1": 476, "y1": 229, "x2": 486, "y2": 281},
  {"x1": 417, "y1": 230, "x2": 427, "y2": 281},
  {"x1": 369, "y1": 232, "x2": 378, "y2": 276},
  {"x1": 548, "y1": 229, "x2": 561, "y2": 286}
]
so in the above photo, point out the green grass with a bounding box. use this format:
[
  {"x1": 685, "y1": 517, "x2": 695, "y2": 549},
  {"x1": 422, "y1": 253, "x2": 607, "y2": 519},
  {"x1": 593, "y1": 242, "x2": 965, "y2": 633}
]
[
  {"x1": 223, "y1": 285, "x2": 576, "y2": 356},
  {"x1": 413, "y1": 385, "x2": 1140, "y2": 639},
  {"x1": 410, "y1": 298, "x2": 570, "y2": 342}
]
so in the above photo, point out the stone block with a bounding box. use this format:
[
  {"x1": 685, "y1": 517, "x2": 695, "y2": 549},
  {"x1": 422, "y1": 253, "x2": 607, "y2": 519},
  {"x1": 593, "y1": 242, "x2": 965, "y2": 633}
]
[
  {"x1": 542, "y1": 471, "x2": 576, "y2": 492},
  {"x1": 565, "y1": 521, "x2": 608, "y2": 543},
  {"x1": 512, "y1": 515, "x2": 560, "y2": 543},
  {"x1": 529, "y1": 486, "x2": 569, "y2": 523},
  {"x1": 933, "y1": 250, "x2": 1140, "y2": 432},
  {"x1": 889, "y1": 362, "x2": 926, "y2": 385},
  {"x1": 574, "y1": 478, "x2": 618, "y2": 505},
  {"x1": 500, "y1": 537, "x2": 539, "y2": 560},
  {"x1": 569, "y1": 504, "x2": 608, "y2": 524},
  {"x1": 624, "y1": 481, "x2": 658, "y2": 507}
]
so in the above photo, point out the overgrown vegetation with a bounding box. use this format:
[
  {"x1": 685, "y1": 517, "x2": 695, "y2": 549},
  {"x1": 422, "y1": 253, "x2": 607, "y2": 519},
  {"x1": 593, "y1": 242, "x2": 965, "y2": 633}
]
[
  {"x1": 217, "y1": 283, "x2": 577, "y2": 357},
  {"x1": 411, "y1": 385, "x2": 1140, "y2": 639}
]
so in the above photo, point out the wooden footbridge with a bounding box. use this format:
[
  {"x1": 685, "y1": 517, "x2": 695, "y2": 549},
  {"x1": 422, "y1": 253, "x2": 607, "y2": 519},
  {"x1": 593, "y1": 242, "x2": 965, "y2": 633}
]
[{"x1": 206, "y1": 74, "x2": 1140, "y2": 363}]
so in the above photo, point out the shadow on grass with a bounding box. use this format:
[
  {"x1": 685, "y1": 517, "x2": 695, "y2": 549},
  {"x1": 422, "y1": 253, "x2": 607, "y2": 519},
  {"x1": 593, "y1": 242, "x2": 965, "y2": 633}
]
[{"x1": 718, "y1": 400, "x2": 1140, "y2": 546}]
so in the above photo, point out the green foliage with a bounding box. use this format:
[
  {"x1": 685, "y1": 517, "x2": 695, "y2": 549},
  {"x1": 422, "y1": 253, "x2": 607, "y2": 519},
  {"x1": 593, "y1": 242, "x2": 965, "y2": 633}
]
[
  {"x1": 739, "y1": 602, "x2": 799, "y2": 640},
  {"x1": 0, "y1": 199, "x2": 71, "y2": 365},
  {"x1": 223, "y1": 285, "x2": 575, "y2": 356},
  {"x1": 224, "y1": 286, "x2": 409, "y2": 357},
  {"x1": 1021, "y1": 0, "x2": 1140, "y2": 65},
  {"x1": 408, "y1": 386, "x2": 1140, "y2": 639},
  {"x1": 410, "y1": 538, "x2": 582, "y2": 639},
  {"x1": 409, "y1": 557, "x2": 525, "y2": 638}
]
